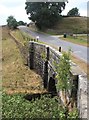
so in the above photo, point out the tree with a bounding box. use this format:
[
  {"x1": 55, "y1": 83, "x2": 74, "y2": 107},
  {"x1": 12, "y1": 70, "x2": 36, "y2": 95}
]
[
  {"x1": 67, "y1": 7, "x2": 80, "y2": 17},
  {"x1": 25, "y1": 2, "x2": 67, "y2": 29},
  {"x1": 7, "y1": 16, "x2": 18, "y2": 29},
  {"x1": 18, "y1": 21, "x2": 27, "y2": 26}
]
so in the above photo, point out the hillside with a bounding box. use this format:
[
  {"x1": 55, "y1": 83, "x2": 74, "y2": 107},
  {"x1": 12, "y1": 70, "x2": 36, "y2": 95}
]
[
  {"x1": 29, "y1": 17, "x2": 87, "y2": 35},
  {"x1": 45, "y1": 17, "x2": 87, "y2": 35}
]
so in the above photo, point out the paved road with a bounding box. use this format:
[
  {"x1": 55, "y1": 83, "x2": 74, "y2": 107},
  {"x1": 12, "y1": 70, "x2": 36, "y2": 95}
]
[{"x1": 18, "y1": 26, "x2": 89, "y2": 64}]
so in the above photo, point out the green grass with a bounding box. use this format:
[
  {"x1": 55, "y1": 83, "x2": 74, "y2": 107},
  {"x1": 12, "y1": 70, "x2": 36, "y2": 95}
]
[
  {"x1": 11, "y1": 30, "x2": 32, "y2": 45},
  {"x1": 60, "y1": 35, "x2": 88, "y2": 47},
  {"x1": 12, "y1": 29, "x2": 51, "y2": 47}
]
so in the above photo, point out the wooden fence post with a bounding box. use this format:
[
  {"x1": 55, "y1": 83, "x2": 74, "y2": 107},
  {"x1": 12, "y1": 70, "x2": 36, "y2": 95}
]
[
  {"x1": 43, "y1": 47, "x2": 49, "y2": 89},
  {"x1": 29, "y1": 42, "x2": 34, "y2": 69},
  {"x1": 59, "y1": 47, "x2": 61, "y2": 52},
  {"x1": 71, "y1": 75, "x2": 78, "y2": 108}
]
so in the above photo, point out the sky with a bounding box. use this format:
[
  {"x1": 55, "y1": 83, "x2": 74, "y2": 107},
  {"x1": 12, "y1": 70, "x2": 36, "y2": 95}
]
[{"x1": 0, "y1": 0, "x2": 88, "y2": 25}]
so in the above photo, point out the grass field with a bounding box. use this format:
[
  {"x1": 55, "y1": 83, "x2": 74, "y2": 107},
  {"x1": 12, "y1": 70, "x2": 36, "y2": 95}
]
[
  {"x1": 60, "y1": 35, "x2": 88, "y2": 47},
  {"x1": 2, "y1": 26, "x2": 45, "y2": 94},
  {"x1": 46, "y1": 17, "x2": 87, "y2": 35}
]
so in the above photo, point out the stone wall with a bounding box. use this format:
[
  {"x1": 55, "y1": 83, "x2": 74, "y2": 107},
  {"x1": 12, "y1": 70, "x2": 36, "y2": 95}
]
[{"x1": 28, "y1": 41, "x2": 88, "y2": 119}]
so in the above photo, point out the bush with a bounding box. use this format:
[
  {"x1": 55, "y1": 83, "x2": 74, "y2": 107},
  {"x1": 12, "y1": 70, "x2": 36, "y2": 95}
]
[
  {"x1": 2, "y1": 93, "x2": 79, "y2": 119},
  {"x1": 7, "y1": 16, "x2": 18, "y2": 29}
]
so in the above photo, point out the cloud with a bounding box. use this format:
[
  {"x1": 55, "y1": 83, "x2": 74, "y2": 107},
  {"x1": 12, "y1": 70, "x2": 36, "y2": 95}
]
[
  {"x1": 0, "y1": 0, "x2": 26, "y2": 8},
  {"x1": 0, "y1": 0, "x2": 30, "y2": 25},
  {"x1": 62, "y1": 0, "x2": 87, "y2": 16}
]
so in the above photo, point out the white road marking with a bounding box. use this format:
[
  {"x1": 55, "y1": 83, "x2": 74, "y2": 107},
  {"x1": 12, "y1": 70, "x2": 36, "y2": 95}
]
[{"x1": 73, "y1": 51, "x2": 81, "y2": 53}]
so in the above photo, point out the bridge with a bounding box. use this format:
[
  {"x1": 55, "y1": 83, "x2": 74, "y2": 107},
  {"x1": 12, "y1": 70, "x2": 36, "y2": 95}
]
[{"x1": 28, "y1": 41, "x2": 88, "y2": 119}]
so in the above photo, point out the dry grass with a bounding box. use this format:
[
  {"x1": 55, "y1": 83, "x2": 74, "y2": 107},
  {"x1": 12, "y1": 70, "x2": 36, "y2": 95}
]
[
  {"x1": 43, "y1": 17, "x2": 87, "y2": 35},
  {"x1": 2, "y1": 26, "x2": 46, "y2": 94},
  {"x1": 71, "y1": 55, "x2": 89, "y2": 78},
  {"x1": 11, "y1": 30, "x2": 31, "y2": 45}
]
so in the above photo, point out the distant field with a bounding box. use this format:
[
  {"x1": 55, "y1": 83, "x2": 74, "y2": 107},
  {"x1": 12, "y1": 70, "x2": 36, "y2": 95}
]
[
  {"x1": 60, "y1": 34, "x2": 88, "y2": 47},
  {"x1": 46, "y1": 17, "x2": 87, "y2": 35}
]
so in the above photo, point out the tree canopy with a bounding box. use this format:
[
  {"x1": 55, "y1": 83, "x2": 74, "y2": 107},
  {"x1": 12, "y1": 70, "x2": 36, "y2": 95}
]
[
  {"x1": 7, "y1": 16, "x2": 27, "y2": 29},
  {"x1": 7, "y1": 16, "x2": 18, "y2": 29},
  {"x1": 67, "y1": 7, "x2": 80, "y2": 17},
  {"x1": 18, "y1": 21, "x2": 27, "y2": 26},
  {"x1": 25, "y1": 2, "x2": 67, "y2": 29}
]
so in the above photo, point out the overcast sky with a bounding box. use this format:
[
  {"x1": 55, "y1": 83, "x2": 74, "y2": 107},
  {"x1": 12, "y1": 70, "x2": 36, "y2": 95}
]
[{"x1": 0, "y1": 0, "x2": 88, "y2": 25}]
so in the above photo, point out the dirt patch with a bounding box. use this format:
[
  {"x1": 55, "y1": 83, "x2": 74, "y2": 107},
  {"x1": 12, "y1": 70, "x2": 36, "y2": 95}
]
[{"x1": 71, "y1": 54, "x2": 89, "y2": 78}]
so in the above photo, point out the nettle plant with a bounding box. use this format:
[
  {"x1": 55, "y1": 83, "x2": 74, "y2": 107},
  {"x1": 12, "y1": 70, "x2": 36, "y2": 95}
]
[
  {"x1": 56, "y1": 50, "x2": 71, "y2": 92},
  {"x1": 56, "y1": 50, "x2": 72, "y2": 110},
  {"x1": 55, "y1": 50, "x2": 79, "y2": 118}
]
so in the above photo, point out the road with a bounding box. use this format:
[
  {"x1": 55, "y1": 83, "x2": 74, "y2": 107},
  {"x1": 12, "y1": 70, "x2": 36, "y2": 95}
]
[{"x1": 18, "y1": 26, "x2": 89, "y2": 64}]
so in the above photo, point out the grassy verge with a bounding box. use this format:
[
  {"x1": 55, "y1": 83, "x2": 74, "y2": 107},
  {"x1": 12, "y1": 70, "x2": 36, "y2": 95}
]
[
  {"x1": 11, "y1": 30, "x2": 32, "y2": 45},
  {"x1": 60, "y1": 35, "x2": 88, "y2": 47},
  {"x1": 2, "y1": 27, "x2": 45, "y2": 94},
  {"x1": 11, "y1": 29, "x2": 50, "y2": 46}
]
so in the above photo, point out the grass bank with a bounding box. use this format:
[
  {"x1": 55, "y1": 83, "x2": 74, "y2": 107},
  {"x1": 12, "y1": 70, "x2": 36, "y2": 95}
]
[
  {"x1": 60, "y1": 35, "x2": 88, "y2": 47},
  {"x1": 2, "y1": 26, "x2": 45, "y2": 94}
]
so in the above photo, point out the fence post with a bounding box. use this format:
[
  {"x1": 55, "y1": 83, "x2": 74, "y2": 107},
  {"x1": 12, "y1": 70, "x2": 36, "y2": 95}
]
[
  {"x1": 43, "y1": 61, "x2": 48, "y2": 88},
  {"x1": 47, "y1": 47, "x2": 49, "y2": 60},
  {"x1": 59, "y1": 47, "x2": 61, "y2": 52},
  {"x1": 71, "y1": 75, "x2": 78, "y2": 108},
  {"x1": 29, "y1": 42, "x2": 34, "y2": 69}
]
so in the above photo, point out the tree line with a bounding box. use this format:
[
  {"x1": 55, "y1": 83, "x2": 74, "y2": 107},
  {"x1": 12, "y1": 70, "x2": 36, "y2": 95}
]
[{"x1": 7, "y1": 16, "x2": 27, "y2": 29}]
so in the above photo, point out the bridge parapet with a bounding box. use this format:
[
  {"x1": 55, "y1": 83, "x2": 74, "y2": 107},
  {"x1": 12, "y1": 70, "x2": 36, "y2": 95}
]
[{"x1": 28, "y1": 41, "x2": 88, "y2": 119}]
